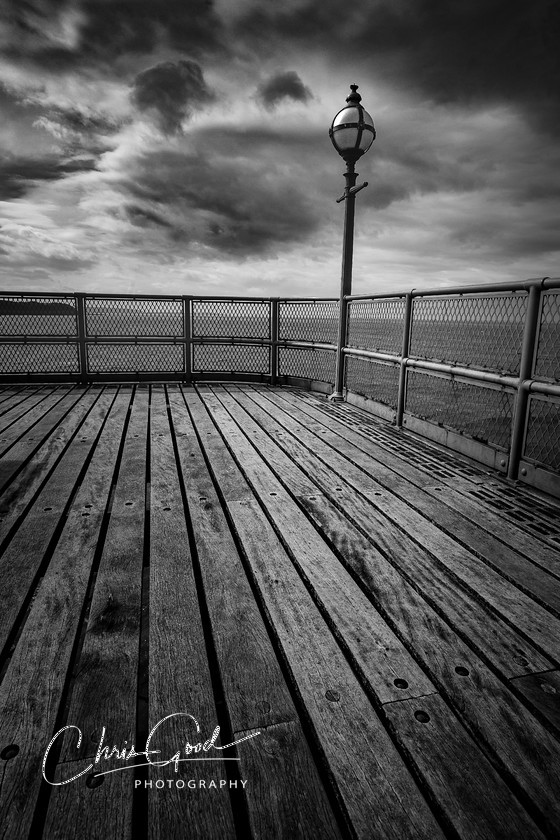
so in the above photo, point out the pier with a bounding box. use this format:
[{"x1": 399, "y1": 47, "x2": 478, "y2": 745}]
[{"x1": 0, "y1": 281, "x2": 559, "y2": 839}]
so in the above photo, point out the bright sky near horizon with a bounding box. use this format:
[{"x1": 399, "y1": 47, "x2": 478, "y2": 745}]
[{"x1": 0, "y1": 0, "x2": 559, "y2": 298}]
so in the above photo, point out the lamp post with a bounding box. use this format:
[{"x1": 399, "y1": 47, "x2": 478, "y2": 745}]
[{"x1": 329, "y1": 84, "x2": 376, "y2": 400}]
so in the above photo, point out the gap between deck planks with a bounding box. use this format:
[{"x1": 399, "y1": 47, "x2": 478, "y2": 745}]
[{"x1": 0, "y1": 384, "x2": 558, "y2": 840}]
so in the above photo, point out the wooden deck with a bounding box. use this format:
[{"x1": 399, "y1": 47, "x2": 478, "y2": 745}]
[{"x1": 0, "y1": 383, "x2": 559, "y2": 840}]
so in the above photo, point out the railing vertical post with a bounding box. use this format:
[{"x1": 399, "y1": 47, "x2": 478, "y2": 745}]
[
  {"x1": 270, "y1": 298, "x2": 279, "y2": 386},
  {"x1": 76, "y1": 293, "x2": 88, "y2": 384},
  {"x1": 507, "y1": 284, "x2": 541, "y2": 480},
  {"x1": 396, "y1": 292, "x2": 413, "y2": 427},
  {"x1": 183, "y1": 296, "x2": 192, "y2": 384}
]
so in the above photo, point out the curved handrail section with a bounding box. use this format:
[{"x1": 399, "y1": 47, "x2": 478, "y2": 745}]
[{"x1": 0, "y1": 277, "x2": 558, "y2": 495}]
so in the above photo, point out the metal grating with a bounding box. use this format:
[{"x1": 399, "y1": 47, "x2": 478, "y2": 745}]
[
  {"x1": 278, "y1": 347, "x2": 336, "y2": 383},
  {"x1": 85, "y1": 298, "x2": 183, "y2": 336},
  {"x1": 279, "y1": 301, "x2": 338, "y2": 344},
  {"x1": 534, "y1": 291, "x2": 560, "y2": 382},
  {"x1": 192, "y1": 300, "x2": 270, "y2": 339},
  {"x1": 0, "y1": 296, "x2": 77, "y2": 335},
  {"x1": 523, "y1": 397, "x2": 560, "y2": 471},
  {"x1": 192, "y1": 344, "x2": 270, "y2": 374},
  {"x1": 87, "y1": 344, "x2": 183, "y2": 372},
  {"x1": 347, "y1": 299, "x2": 405, "y2": 354},
  {"x1": 410, "y1": 294, "x2": 527, "y2": 374},
  {"x1": 345, "y1": 356, "x2": 400, "y2": 409},
  {"x1": 0, "y1": 343, "x2": 79, "y2": 373},
  {"x1": 405, "y1": 369, "x2": 514, "y2": 449}
]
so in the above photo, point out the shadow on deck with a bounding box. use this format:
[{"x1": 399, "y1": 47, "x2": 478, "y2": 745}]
[{"x1": 0, "y1": 383, "x2": 559, "y2": 840}]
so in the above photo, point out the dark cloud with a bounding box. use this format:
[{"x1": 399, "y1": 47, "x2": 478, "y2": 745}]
[
  {"x1": 47, "y1": 105, "x2": 122, "y2": 136},
  {"x1": 121, "y1": 146, "x2": 321, "y2": 255},
  {"x1": 131, "y1": 60, "x2": 214, "y2": 134},
  {"x1": 256, "y1": 70, "x2": 312, "y2": 110},
  {"x1": 0, "y1": 154, "x2": 97, "y2": 199},
  {"x1": 123, "y1": 204, "x2": 172, "y2": 228},
  {"x1": 0, "y1": 0, "x2": 225, "y2": 72},
  {"x1": 236, "y1": 0, "x2": 560, "y2": 130}
]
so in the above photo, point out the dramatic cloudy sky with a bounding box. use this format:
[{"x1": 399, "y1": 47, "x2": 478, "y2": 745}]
[{"x1": 0, "y1": 0, "x2": 559, "y2": 297}]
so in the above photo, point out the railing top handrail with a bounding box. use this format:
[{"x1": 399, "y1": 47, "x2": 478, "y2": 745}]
[
  {"x1": 345, "y1": 276, "x2": 560, "y2": 302},
  {"x1": 1, "y1": 277, "x2": 558, "y2": 305}
]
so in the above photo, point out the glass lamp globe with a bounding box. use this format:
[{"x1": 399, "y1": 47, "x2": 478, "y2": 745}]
[{"x1": 330, "y1": 84, "x2": 376, "y2": 162}]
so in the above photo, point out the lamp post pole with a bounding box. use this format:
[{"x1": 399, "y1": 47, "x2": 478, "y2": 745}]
[
  {"x1": 329, "y1": 84, "x2": 375, "y2": 401},
  {"x1": 332, "y1": 162, "x2": 358, "y2": 399}
]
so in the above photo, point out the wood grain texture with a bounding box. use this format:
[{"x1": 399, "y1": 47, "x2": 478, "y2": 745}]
[
  {"x1": 1, "y1": 383, "x2": 558, "y2": 840},
  {"x1": 172, "y1": 387, "x2": 344, "y2": 839},
  {"x1": 201, "y1": 387, "x2": 437, "y2": 705},
  {"x1": 384, "y1": 693, "x2": 546, "y2": 840},
  {"x1": 226, "y1": 386, "x2": 552, "y2": 678},
  {"x1": 59, "y1": 386, "x2": 149, "y2": 764},
  {"x1": 0, "y1": 390, "x2": 130, "y2": 840},
  {"x1": 0, "y1": 389, "x2": 84, "y2": 491},
  {"x1": 41, "y1": 759, "x2": 132, "y2": 840},
  {"x1": 295, "y1": 387, "x2": 559, "y2": 564},
  {"x1": 0, "y1": 389, "x2": 118, "y2": 654},
  {"x1": 0, "y1": 387, "x2": 101, "y2": 545},
  {"x1": 274, "y1": 388, "x2": 560, "y2": 584},
  {"x1": 228, "y1": 496, "x2": 445, "y2": 840},
  {"x1": 511, "y1": 670, "x2": 560, "y2": 734},
  {"x1": 148, "y1": 386, "x2": 236, "y2": 840},
  {"x1": 0, "y1": 386, "x2": 57, "y2": 435},
  {"x1": 238, "y1": 386, "x2": 560, "y2": 661}
]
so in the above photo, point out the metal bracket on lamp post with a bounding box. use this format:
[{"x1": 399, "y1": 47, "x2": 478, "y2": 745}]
[{"x1": 336, "y1": 182, "x2": 368, "y2": 203}]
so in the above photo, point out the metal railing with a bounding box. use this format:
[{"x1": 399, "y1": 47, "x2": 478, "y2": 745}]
[{"x1": 0, "y1": 278, "x2": 558, "y2": 496}]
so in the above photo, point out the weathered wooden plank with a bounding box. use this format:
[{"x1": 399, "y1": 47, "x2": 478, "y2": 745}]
[
  {"x1": 0, "y1": 390, "x2": 131, "y2": 840},
  {"x1": 58, "y1": 387, "x2": 149, "y2": 765},
  {"x1": 0, "y1": 386, "x2": 41, "y2": 416},
  {"x1": 172, "y1": 386, "x2": 343, "y2": 840},
  {"x1": 277, "y1": 388, "x2": 560, "y2": 575},
  {"x1": 296, "y1": 392, "x2": 560, "y2": 556},
  {"x1": 511, "y1": 670, "x2": 560, "y2": 734},
  {"x1": 383, "y1": 693, "x2": 546, "y2": 840},
  {"x1": 0, "y1": 386, "x2": 57, "y2": 433},
  {"x1": 236, "y1": 389, "x2": 560, "y2": 835},
  {"x1": 0, "y1": 388, "x2": 101, "y2": 546},
  {"x1": 238, "y1": 387, "x2": 560, "y2": 661},
  {"x1": 0, "y1": 389, "x2": 85, "y2": 491},
  {"x1": 41, "y1": 760, "x2": 132, "y2": 840},
  {"x1": 0, "y1": 389, "x2": 118, "y2": 655},
  {"x1": 226, "y1": 495, "x2": 445, "y2": 840},
  {"x1": 222, "y1": 386, "x2": 553, "y2": 678},
  {"x1": 148, "y1": 386, "x2": 236, "y2": 840},
  {"x1": 202, "y1": 387, "x2": 437, "y2": 706},
  {"x1": 0, "y1": 388, "x2": 70, "y2": 456},
  {"x1": 296, "y1": 493, "x2": 560, "y2": 835}
]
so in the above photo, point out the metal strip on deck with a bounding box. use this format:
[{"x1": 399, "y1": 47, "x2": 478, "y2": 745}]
[{"x1": 0, "y1": 384, "x2": 558, "y2": 840}]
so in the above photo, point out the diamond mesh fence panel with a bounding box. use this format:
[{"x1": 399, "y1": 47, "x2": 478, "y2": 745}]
[
  {"x1": 410, "y1": 294, "x2": 527, "y2": 374},
  {"x1": 279, "y1": 301, "x2": 338, "y2": 344},
  {"x1": 524, "y1": 398, "x2": 560, "y2": 472},
  {"x1": 0, "y1": 343, "x2": 79, "y2": 373},
  {"x1": 405, "y1": 369, "x2": 514, "y2": 449},
  {"x1": 192, "y1": 300, "x2": 270, "y2": 339},
  {"x1": 534, "y1": 291, "x2": 560, "y2": 382},
  {"x1": 347, "y1": 299, "x2": 405, "y2": 354},
  {"x1": 193, "y1": 344, "x2": 270, "y2": 374},
  {"x1": 345, "y1": 357, "x2": 400, "y2": 409},
  {"x1": 278, "y1": 347, "x2": 336, "y2": 383},
  {"x1": 0, "y1": 295, "x2": 77, "y2": 335},
  {"x1": 85, "y1": 298, "x2": 183, "y2": 336},
  {"x1": 87, "y1": 344, "x2": 184, "y2": 372}
]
